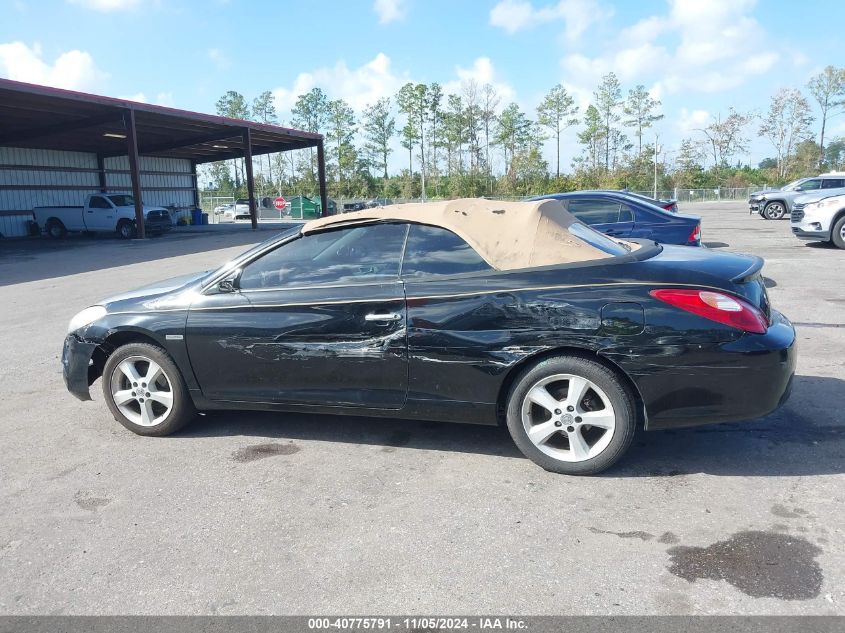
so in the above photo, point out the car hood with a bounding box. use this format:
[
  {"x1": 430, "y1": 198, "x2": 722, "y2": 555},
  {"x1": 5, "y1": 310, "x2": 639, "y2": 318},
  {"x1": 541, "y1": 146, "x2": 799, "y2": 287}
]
[
  {"x1": 100, "y1": 270, "x2": 207, "y2": 306},
  {"x1": 750, "y1": 189, "x2": 781, "y2": 197}
]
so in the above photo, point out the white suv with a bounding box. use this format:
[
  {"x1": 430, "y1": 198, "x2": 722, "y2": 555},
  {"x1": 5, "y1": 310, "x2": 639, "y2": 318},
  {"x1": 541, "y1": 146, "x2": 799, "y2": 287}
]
[{"x1": 791, "y1": 192, "x2": 845, "y2": 249}]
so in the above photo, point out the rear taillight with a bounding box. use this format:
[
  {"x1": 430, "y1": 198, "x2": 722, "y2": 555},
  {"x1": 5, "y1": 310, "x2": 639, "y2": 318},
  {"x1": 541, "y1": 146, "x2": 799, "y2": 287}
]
[
  {"x1": 687, "y1": 223, "x2": 701, "y2": 244},
  {"x1": 649, "y1": 288, "x2": 768, "y2": 334}
]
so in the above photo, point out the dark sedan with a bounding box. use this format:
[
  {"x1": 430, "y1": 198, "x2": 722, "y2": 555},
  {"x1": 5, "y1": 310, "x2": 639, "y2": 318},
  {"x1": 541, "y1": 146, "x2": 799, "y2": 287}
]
[
  {"x1": 62, "y1": 199, "x2": 794, "y2": 475},
  {"x1": 532, "y1": 191, "x2": 700, "y2": 246}
]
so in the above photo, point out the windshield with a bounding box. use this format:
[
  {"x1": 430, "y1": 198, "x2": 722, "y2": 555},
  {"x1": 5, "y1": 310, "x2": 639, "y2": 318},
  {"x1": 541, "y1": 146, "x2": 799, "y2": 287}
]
[
  {"x1": 568, "y1": 222, "x2": 631, "y2": 256},
  {"x1": 782, "y1": 178, "x2": 807, "y2": 191},
  {"x1": 202, "y1": 226, "x2": 302, "y2": 283},
  {"x1": 107, "y1": 194, "x2": 135, "y2": 206}
]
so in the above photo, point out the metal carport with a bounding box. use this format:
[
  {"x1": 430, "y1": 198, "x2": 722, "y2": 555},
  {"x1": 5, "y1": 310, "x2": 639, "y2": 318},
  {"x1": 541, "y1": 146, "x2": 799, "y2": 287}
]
[{"x1": 0, "y1": 78, "x2": 329, "y2": 238}]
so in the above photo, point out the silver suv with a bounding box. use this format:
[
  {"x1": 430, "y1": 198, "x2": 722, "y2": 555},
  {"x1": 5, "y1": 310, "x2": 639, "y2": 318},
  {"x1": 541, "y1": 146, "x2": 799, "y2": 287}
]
[{"x1": 749, "y1": 173, "x2": 845, "y2": 220}]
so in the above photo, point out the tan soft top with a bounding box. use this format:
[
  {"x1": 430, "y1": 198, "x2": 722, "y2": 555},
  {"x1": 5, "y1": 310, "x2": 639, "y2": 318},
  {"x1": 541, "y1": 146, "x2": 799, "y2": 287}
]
[{"x1": 303, "y1": 198, "x2": 625, "y2": 271}]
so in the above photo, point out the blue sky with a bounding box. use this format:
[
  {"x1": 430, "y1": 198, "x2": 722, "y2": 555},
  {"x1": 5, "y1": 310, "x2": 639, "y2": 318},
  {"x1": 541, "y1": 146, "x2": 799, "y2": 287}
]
[{"x1": 2, "y1": 0, "x2": 844, "y2": 171}]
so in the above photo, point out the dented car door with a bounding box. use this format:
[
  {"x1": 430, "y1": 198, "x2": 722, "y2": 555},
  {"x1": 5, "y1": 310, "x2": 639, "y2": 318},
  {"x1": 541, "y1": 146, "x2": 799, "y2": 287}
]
[{"x1": 185, "y1": 223, "x2": 410, "y2": 409}]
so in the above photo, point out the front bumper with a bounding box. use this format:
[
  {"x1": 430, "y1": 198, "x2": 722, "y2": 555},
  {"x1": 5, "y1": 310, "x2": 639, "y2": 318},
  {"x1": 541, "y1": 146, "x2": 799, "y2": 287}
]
[
  {"x1": 62, "y1": 334, "x2": 99, "y2": 401},
  {"x1": 633, "y1": 310, "x2": 797, "y2": 430},
  {"x1": 145, "y1": 221, "x2": 173, "y2": 234},
  {"x1": 791, "y1": 224, "x2": 829, "y2": 241}
]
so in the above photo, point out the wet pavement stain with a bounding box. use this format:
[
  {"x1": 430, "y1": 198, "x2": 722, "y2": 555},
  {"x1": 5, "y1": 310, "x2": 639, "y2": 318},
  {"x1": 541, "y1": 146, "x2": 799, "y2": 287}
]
[
  {"x1": 667, "y1": 531, "x2": 823, "y2": 600},
  {"x1": 771, "y1": 504, "x2": 802, "y2": 518},
  {"x1": 589, "y1": 527, "x2": 654, "y2": 541},
  {"x1": 232, "y1": 443, "x2": 300, "y2": 463},
  {"x1": 74, "y1": 492, "x2": 111, "y2": 512},
  {"x1": 658, "y1": 531, "x2": 681, "y2": 544}
]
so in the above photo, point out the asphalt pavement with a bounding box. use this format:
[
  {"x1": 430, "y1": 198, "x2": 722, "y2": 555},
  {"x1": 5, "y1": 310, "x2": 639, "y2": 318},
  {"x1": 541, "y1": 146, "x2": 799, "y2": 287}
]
[{"x1": 0, "y1": 201, "x2": 842, "y2": 615}]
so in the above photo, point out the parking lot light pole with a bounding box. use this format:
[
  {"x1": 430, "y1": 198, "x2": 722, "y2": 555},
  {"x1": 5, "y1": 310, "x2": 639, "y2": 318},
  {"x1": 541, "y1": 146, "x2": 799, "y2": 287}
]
[
  {"x1": 243, "y1": 128, "x2": 257, "y2": 230},
  {"x1": 125, "y1": 108, "x2": 145, "y2": 239}
]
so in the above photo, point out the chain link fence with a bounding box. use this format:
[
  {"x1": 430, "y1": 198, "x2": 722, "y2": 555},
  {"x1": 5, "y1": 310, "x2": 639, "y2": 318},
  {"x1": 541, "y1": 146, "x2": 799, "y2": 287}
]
[{"x1": 197, "y1": 187, "x2": 765, "y2": 224}]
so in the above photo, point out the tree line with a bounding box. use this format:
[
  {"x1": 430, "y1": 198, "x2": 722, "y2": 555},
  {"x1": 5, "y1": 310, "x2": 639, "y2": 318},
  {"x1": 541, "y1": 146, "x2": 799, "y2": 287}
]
[{"x1": 202, "y1": 65, "x2": 845, "y2": 201}]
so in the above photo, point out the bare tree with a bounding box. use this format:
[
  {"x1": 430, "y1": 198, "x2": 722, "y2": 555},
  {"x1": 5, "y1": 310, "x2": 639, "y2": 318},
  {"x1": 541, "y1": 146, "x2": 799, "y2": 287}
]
[
  {"x1": 697, "y1": 108, "x2": 754, "y2": 168},
  {"x1": 759, "y1": 88, "x2": 815, "y2": 179},
  {"x1": 807, "y1": 66, "x2": 845, "y2": 167}
]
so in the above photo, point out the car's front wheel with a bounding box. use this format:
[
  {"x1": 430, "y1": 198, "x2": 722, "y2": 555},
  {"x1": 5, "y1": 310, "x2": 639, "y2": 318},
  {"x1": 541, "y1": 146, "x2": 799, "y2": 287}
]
[
  {"x1": 764, "y1": 201, "x2": 787, "y2": 220},
  {"x1": 505, "y1": 355, "x2": 636, "y2": 475},
  {"x1": 117, "y1": 219, "x2": 136, "y2": 239},
  {"x1": 832, "y1": 216, "x2": 845, "y2": 249},
  {"x1": 102, "y1": 342, "x2": 194, "y2": 436}
]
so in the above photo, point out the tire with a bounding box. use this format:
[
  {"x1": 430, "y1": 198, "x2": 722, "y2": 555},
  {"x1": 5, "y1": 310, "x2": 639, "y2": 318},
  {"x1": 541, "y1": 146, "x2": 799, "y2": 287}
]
[
  {"x1": 832, "y1": 215, "x2": 845, "y2": 250},
  {"x1": 764, "y1": 201, "x2": 787, "y2": 220},
  {"x1": 505, "y1": 355, "x2": 637, "y2": 475},
  {"x1": 101, "y1": 342, "x2": 195, "y2": 436},
  {"x1": 117, "y1": 219, "x2": 136, "y2": 239},
  {"x1": 45, "y1": 218, "x2": 67, "y2": 239}
]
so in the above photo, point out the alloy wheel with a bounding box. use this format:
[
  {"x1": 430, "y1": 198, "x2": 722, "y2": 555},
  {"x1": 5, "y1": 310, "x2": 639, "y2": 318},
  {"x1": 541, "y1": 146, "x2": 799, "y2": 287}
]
[
  {"x1": 109, "y1": 355, "x2": 174, "y2": 427},
  {"x1": 520, "y1": 373, "x2": 616, "y2": 462},
  {"x1": 766, "y1": 203, "x2": 785, "y2": 220}
]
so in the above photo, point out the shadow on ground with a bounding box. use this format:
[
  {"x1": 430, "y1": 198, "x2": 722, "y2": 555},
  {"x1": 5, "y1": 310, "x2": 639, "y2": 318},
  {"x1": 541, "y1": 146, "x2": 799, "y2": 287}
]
[
  {"x1": 0, "y1": 224, "x2": 297, "y2": 287},
  {"x1": 180, "y1": 374, "x2": 845, "y2": 478}
]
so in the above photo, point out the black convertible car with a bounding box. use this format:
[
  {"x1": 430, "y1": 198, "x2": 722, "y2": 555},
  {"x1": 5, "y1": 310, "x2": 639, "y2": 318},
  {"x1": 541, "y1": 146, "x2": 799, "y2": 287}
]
[{"x1": 63, "y1": 199, "x2": 796, "y2": 475}]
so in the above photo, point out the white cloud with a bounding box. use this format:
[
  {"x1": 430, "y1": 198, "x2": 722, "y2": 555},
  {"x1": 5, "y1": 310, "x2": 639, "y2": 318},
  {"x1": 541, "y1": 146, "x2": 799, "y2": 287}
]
[
  {"x1": 489, "y1": 0, "x2": 612, "y2": 41},
  {"x1": 67, "y1": 0, "x2": 143, "y2": 10},
  {"x1": 559, "y1": 0, "x2": 780, "y2": 96},
  {"x1": 119, "y1": 91, "x2": 174, "y2": 106},
  {"x1": 373, "y1": 0, "x2": 407, "y2": 24},
  {"x1": 676, "y1": 108, "x2": 711, "y2": 135},
  {"x1": 0, "y1": 41, "x2": 107, "y2": 91},
  {"x1": 272, "y1": 52, "x2": 410, "y2": 114},
  {"x1": 443, "y1": 57, "x2": 515, "y2": 105},
  {"x1": 207, "y1": 48, "x2": 231, "y2": 70}
]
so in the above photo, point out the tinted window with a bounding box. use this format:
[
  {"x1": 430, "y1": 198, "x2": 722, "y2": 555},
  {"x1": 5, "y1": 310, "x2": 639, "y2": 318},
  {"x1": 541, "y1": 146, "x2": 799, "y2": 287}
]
[
  {"x1": 401, "y1": 224, "x2": 492, "y2": 277},
  {"x1": 566, "y1": 199, "x2": 622, "y2": 224},
  {"x1": 618, "y1": 204, "x2": 634, "y2": 223},
  {"x1": 800, "y1": 180, "x2": 822, "y2": 191},
  {"x1": 822, "y1": 178, "x2": 845, "y2": 189},
  {"x1": 107, "y1": 194, "x2": 134, "y2": 206},
  {"x1": 89, "y1": 196, "x2": 111, "y2": 209},
  {"x1": 239, "y1": 223, "x2": 407, "y2": 289}
]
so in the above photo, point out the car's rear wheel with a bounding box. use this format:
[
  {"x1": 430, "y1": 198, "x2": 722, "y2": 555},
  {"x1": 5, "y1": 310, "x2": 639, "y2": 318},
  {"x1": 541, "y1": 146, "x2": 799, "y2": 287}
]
[
  {"x1": 117, "y1": 219, "x2": 136, "y2": 239},
  {"x1": 505, "y1": 355, "x2": 636, "y2": 475},
  {"x1": 45, "y1": 218, "x2": 67, "y2": 239},
  {"x1": 102, "y1": 343, "x2": 194, "y2": 436},
  {"x1": 764, "y1": 201, "x2": 786, "y2": 220}
]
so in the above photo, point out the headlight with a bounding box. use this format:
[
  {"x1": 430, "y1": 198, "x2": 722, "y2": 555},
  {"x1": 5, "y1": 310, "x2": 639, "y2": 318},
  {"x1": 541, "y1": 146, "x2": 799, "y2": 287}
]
[{"x1": 68, "y1": 305, "x2": 107, "y2": 333}]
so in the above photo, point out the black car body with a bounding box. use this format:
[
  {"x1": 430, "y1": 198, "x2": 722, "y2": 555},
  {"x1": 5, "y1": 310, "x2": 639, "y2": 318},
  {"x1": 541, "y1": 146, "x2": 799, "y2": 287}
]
[
  {"x1": 531, "y1": 191, "x2": 700, "y2": 245},
  {"x1": 63, "y1": 200, "x2": 794, "y2": 474}
]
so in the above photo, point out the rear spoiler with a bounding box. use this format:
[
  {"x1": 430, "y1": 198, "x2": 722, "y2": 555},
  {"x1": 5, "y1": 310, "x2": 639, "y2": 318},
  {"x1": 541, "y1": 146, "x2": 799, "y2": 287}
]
[{"x1": 731, "y1": 255, "x2": 764, "y2": 283}]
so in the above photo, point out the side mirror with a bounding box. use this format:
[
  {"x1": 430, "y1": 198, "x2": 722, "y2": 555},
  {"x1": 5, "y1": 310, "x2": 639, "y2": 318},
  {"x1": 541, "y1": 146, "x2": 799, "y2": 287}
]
[
  {"x1": 218, "y1": 279, "x2": 235, "y2": 293},
  {"x1": 216, "y1": 269, "x2": 241, "y2": 293},
  {"x1": 794, "y1": 186, "x2": 803, "y2": 191}
]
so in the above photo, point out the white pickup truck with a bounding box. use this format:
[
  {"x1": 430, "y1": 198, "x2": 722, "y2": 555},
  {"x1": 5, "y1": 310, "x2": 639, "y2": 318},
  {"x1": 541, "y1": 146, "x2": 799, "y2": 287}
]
[{"x1": 33, "y1": 194, "x2": 173, "y2": 239}]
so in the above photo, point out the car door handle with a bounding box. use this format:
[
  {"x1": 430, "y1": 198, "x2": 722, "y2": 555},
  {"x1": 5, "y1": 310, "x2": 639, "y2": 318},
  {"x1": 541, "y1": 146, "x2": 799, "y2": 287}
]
[{"x1": 364, "y1": 312, "x2": 402, "y2": 322}]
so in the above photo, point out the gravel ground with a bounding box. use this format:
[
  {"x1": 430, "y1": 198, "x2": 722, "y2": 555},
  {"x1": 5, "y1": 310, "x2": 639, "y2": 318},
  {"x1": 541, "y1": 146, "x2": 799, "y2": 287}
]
[{"x1": 0, "y1": 202, "x2": 842, "y2": 615}]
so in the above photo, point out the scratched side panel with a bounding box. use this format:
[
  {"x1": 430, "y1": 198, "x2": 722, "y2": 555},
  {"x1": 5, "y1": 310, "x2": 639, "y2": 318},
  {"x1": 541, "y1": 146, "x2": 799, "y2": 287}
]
[
  {"x1": 186, "y1": 282, "x2": 409, "y2": 409},
  {"x1": 403, "y1": 269, "x2": 610, "y2": 422}
]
